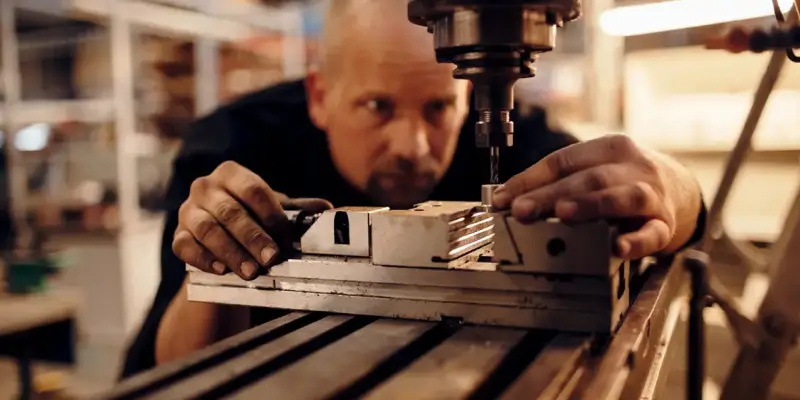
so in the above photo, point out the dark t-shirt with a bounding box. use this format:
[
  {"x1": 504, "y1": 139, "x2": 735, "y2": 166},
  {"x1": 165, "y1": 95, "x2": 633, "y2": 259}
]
[{"x1": 118, "y1": 80, "x2": 700, "y2": 379}]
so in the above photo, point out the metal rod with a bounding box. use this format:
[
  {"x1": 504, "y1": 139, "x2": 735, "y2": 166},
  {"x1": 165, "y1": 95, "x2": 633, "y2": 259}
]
[
  {"x1": 684, "y1": 250, "x2": 711, "y2": 400},
  {"x1": 701, "y1": 7, "x2": 797, "y2": 253}
]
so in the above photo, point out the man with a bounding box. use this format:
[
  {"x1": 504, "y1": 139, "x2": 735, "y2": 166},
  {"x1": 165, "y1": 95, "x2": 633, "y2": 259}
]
[{"x1": 120, "y1": 0, "x2": 705, "y2": 378}]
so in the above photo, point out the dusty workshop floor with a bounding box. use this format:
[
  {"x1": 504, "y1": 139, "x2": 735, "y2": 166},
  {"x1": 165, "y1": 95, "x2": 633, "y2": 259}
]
[{"x1": 1, "y1": 253, "x2": 799, "y2": 399}]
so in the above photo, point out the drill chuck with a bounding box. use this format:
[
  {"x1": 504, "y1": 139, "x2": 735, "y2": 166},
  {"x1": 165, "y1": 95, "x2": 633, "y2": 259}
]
[{"x1": 408, "y1": 0, "x2": 580, "y2": 154}]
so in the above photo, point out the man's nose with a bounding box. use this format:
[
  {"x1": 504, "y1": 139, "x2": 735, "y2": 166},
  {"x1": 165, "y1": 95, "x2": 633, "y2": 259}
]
[{"x1": 385, "y1": 117, "x2": 431, "y2": 161}]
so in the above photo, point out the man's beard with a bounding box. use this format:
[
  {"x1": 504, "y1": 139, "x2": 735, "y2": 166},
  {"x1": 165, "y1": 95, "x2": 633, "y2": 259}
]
[{"x1": 365, "y1": 157, "x2": 440, "y2": 209}]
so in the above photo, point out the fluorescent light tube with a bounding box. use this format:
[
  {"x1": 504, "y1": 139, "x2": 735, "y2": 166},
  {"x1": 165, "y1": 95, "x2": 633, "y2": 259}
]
[{"x1": 600, "y1": 0, "x2": 796, "y2": 37}]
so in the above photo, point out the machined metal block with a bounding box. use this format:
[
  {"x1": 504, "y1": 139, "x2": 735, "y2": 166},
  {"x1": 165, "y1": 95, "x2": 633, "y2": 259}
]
[
  {"x1": 370, "y1": 201, "x2": 494, "y2": 268},
  {"x1": 300, "y1": 206, "x2": 388, "y2": 257},
  {"x1": 493, "y1": 214, "x2": 620, "y2": 276},
  {"x1": 187, "y1": 258, "x2": 631, "y2": 333}
]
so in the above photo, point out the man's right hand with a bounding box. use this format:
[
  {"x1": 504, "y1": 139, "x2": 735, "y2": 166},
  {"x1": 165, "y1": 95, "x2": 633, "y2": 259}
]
[{"x1": 172, "y1": 161, "x2": 332, "y2": 280}]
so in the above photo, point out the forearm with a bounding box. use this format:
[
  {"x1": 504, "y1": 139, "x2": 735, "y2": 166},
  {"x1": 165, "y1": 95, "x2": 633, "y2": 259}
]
[{"x1": 155, "y1": 278, "x2": 250, "y2": 365}]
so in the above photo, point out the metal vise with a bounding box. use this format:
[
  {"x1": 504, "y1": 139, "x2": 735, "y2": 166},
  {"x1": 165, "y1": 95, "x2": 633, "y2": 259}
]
[{"x1": 187, "y1": 201, "x2": 632, "y2": 333}]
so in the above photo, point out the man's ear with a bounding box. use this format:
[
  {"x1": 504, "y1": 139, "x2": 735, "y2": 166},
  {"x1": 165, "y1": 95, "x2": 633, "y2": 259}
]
[{"x1": 305, "y1": 70, "x2": 329, "y2": 131}]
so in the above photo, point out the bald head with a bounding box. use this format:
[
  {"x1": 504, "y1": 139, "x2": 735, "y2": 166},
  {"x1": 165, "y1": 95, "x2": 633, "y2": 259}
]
[{"x1": 319, "y1": 0, "x2": 438, "y2": 78}]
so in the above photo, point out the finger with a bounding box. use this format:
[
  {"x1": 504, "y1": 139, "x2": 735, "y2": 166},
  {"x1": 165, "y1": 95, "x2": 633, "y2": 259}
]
[
  {"x1": 212, "y1": 161, "x2": 286, "y2": 228},
  {"x1": 182, "y1": 206, "x2": 261, "y2": 280},
  {"x1": 617, "y1": 219, "x2": 671, "y2": 259},
  {"x1": 281, "y1": 198, "x2": 334, "y2": 213},
  {"x1": 509, "y1": 165, "x2": 629, "y2": 223},
  {"x1": 554, "y1": 183, "x2": 661, "y2": 222},
  {"x1": 494, "y1": 135, "x2": 640, "y2": 209},
  {"x1": 173, "y1": 228, "x2": 225, "y2": 274},
  {"x1": 201, "y1": 189, "x2": 281, "y2": 267}
]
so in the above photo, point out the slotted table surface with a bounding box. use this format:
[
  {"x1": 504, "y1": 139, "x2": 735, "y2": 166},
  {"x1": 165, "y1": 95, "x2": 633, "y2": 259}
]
[{"x1": 101, "y1": 264, "x2": 681, "y2": 400}]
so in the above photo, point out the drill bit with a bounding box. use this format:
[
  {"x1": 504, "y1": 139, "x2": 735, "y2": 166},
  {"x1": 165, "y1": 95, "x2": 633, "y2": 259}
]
[{"x1": 489, "y1": 146, "x2": 500, "y2": 184}]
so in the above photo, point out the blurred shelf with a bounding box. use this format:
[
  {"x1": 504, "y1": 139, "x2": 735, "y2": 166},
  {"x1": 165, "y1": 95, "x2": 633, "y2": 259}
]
[
  {"x1": 17, "y1": 0, "x2": 293, "y2": 41},
  {"x1": 725, "y1": 216, "x2": 782, "y2": 243},
  {"x1": 561, "y1": 122, "x2": 625, "y2": 141},
  {"x1": 0, "y1": 99, "x2": 114, "y2": 125}
]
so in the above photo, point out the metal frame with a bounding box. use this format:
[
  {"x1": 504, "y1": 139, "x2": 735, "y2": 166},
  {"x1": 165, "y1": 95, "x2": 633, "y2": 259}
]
[
  {"x1": 685, "y1": 6, "x2": 800, "y2": 400},
  {"x1": 720, "y1": 180, "x2": 800, "y2": 399}
]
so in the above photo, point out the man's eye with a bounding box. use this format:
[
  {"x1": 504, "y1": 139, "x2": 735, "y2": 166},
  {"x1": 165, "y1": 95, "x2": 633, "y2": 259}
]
[
  {"x1": 425, "y1": 100, "x2": 454, "y2": 122},
  {"x1": 366, "y1": 99, "x2": 394, "y2": 117},
  {"x1": 427, "y1": 100, "x2": 448, "y2": 113}
]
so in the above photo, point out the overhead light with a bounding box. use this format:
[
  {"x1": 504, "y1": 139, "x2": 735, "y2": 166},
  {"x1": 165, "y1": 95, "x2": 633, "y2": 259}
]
[
  {"x1": 15, "y1": 123, "x2": 52, "y2": 152},
  {"x1": 600, "y1": 0, "x2": 796, "y2": 37}
]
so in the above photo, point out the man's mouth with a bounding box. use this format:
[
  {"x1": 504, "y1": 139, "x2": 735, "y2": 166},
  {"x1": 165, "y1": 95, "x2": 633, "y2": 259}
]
[{"x1": 378, "y1": 173, "x2": 434, "y2": 190}]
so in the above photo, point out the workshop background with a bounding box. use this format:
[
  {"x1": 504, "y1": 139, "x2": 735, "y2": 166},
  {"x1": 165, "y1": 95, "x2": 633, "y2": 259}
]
[{"x1": 0, "y1": 0, "x2": 798, "y2": 399}]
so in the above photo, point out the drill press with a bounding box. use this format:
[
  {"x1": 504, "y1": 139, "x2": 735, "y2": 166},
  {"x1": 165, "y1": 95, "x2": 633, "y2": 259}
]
[
  {"x1": 408, "y1": 0, "x2": 582, "y2": 184},
  {"x1": 102, "y1": 2, "x2": 690, "y2": 398}
]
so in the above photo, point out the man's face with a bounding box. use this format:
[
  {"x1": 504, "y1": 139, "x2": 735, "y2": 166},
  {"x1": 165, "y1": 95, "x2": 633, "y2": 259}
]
[{"x1": 306, "y1": 25, "x2": 470, "y2": 208}]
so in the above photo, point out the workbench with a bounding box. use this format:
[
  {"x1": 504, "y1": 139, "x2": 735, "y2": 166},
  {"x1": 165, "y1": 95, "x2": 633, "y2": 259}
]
[
  {"x1": 101, "y1": 261, "x2": 683, "y2": 400},
  {"x1": 0, "y1": 289, "x2": 80, "y2": 400}
]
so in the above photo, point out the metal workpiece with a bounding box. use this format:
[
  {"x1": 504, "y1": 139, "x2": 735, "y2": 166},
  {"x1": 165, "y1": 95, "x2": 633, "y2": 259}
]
[
  {"x1": 104, "y1": 262, "x2": 682, "y2": 400},
  {"x1": 482, "y1": 184, "x2": 503, "y2": 208}
]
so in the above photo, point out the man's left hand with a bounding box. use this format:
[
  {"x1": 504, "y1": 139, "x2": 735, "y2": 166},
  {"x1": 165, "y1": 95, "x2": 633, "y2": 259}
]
[{"x1": 492, "y1": 135, "x2": 702, "y2": 260}]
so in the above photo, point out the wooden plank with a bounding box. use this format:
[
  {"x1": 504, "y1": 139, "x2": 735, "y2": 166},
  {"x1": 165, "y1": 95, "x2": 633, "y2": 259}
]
[
  {"x1": 143, "y1": 316, "x2": 353, "y2": 400},
  {"x1": 106, "y1": 312, "x2": 308, "y2": 399},
  {"x1": 364, "y1": 327, "x2": 527, "y2": 400},
  {"x1": 500, "y1": 334, "x2": 587, "y2": 400},
  {"x1": 188, "y1": 284, "x2": 615, "y2": 332},
  {"x1": 228, "y1": 319, "x2": 433, "y2": 399}
]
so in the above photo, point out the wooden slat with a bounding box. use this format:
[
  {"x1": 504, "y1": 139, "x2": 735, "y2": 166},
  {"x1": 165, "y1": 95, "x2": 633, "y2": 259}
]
[
  {"x1": 500, "y1": 334, "x2": 588, "y2": 400},
  {"x1": 228, "y1": 319, "x2": 433, "y2": 399},
  {"x1": 143, "y1": 316, "x2": 353, "y2": 400},
  {"x1": 364, "y1": 327, "x2": 527, "y2": 400},
  {"x1": 104, "y1": 312, "x2": 309, "y2": 400}
]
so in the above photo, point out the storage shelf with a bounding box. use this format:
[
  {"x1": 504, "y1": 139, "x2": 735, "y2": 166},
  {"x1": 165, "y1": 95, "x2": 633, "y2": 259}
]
[
  {"x1": 17, "y1": 0, "x2": 295, "y2": 41},
  {"x1": 0, "y1": 99, "x2": 114, "y2": 125},
  {"x1": 0, "y1": 0, "x2": 307, "y2": 348}
]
